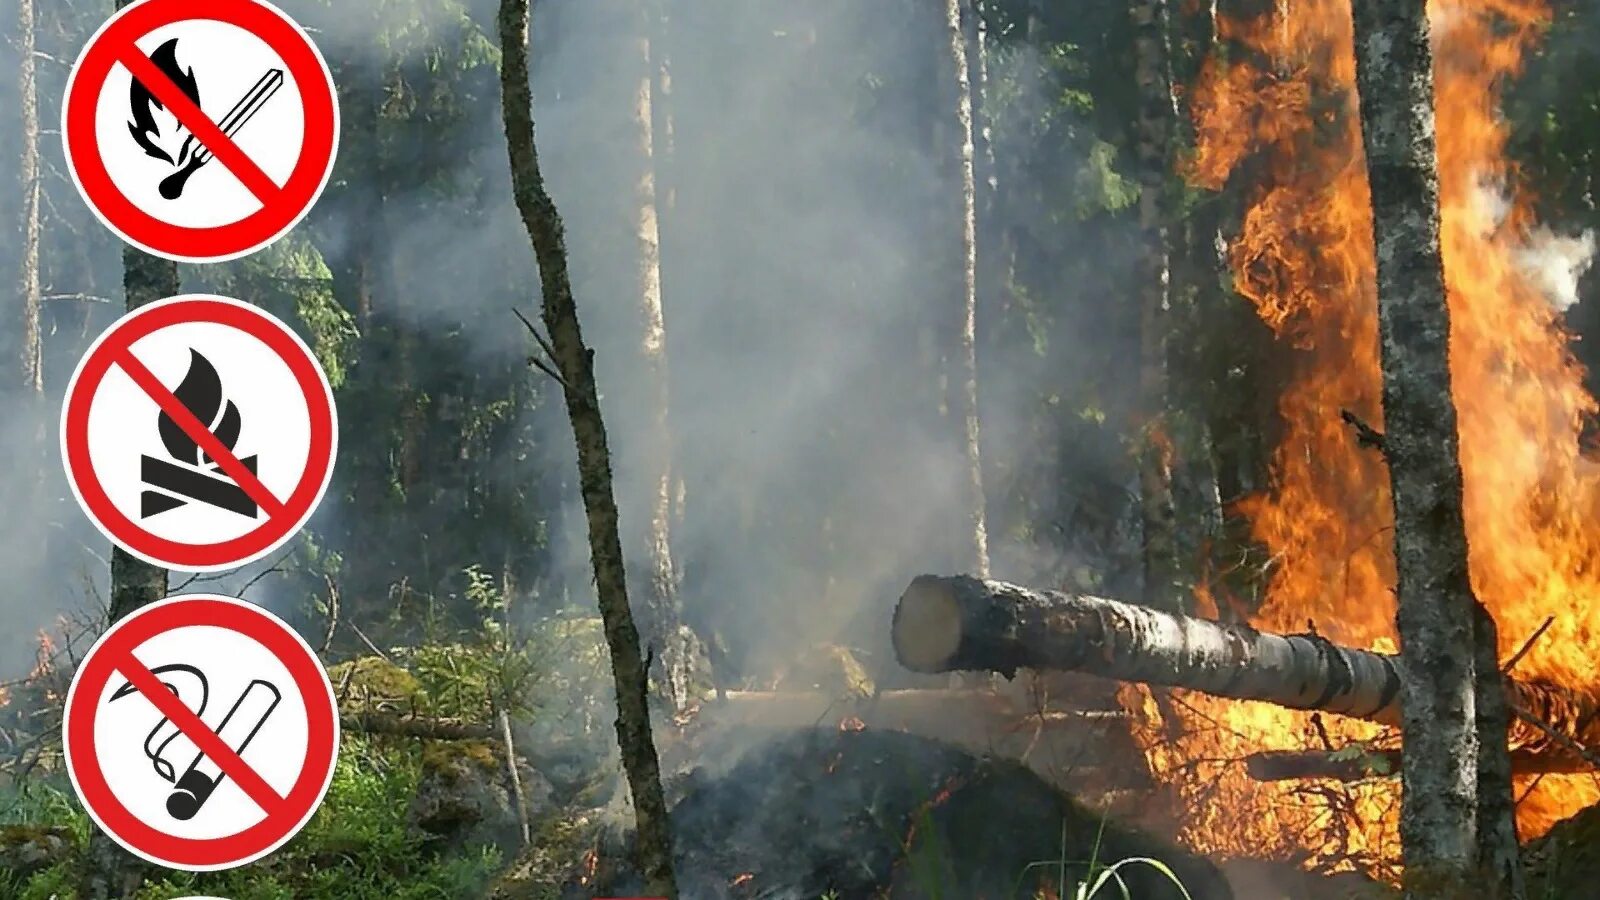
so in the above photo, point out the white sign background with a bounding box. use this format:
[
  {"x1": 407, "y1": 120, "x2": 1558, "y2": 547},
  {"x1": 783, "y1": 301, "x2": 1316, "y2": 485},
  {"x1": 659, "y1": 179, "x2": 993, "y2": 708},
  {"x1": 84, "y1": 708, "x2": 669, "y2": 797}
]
[{"x1": 83, "y1": 318, "x2": 313, "y2": 548}]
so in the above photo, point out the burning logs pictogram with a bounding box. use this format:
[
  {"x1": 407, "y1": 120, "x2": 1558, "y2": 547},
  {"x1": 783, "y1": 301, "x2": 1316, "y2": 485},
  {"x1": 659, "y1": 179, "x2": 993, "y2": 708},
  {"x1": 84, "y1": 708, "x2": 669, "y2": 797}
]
[{"x1": 893, "y1": 574, "x2": 1600, "y2": 772}]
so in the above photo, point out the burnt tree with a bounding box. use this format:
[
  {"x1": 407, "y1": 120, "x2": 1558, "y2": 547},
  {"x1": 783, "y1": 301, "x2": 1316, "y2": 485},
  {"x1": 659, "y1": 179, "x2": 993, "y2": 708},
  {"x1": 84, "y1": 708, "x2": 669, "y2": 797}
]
[
  {"x1": 893, "y1": 575, "x2": 1600, "y2": 772},
  {"x1": 1350, "y1": 0, "x2": 1522, "y2": 895},
  {"x1": 1129, "y1": 0, "x2": 1181, "y2": 611}
]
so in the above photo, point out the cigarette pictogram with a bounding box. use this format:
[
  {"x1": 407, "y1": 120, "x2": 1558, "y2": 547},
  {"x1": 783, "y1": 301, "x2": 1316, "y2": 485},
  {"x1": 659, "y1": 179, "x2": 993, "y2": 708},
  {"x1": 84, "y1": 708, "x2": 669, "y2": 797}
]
[{"x1": 110, "y1": 664, "x2": 281, "y2": 822}]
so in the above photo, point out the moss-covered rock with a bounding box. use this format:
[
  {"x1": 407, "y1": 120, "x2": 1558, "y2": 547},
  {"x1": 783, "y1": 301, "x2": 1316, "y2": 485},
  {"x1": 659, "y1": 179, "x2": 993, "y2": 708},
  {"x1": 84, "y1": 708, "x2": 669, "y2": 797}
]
[
  {"x1": 328, "y1": 656, "x2": 426, "y2": 713},
  {"x1": 0, "y1": 825, "x2": 71, "y2": 881},
  {"x1": 408, "y1": 739, "x2": 552, "y2": 858}
]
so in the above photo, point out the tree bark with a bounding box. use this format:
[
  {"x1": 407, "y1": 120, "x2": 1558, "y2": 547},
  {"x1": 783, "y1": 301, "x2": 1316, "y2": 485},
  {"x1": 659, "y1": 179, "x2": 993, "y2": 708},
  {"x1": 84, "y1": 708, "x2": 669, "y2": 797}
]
[
  {"x1": 107, "y1": 248, "x2": 177, "y2": 625},
  {"x1": 1130, "y1": 0, "x2": 1181, "y2": 612},
  {"x1": 1350, "y1": 0, "x2": 1521, "y2": 895},
  {"x1": 892, "y1": 575, "x2": 1599, "y2": 771},
  {"x1": 17, "y1": 0, "x2": 42, "y2": 395},
  {"x1": 944, "y1": 0, "x2": 990, "y2": 578},
  {"x1": 496, "y1": 2, "x2": 677, "y2": 896},
  {"x1": 626, "y1": 0, "x2": 691, "y2": 715}
]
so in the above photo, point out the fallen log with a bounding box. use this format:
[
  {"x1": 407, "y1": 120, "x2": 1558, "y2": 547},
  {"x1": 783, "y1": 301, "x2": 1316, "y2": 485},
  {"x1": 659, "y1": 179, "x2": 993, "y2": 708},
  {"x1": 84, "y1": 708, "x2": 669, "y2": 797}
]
[
  {"x1": 696, "y1": 688, "x2": 1121, "y2": 733},
  {"x1": 893, "y1": 575, "x2": 1600, "y2": 766},
  {"x1": 341, "y1": 710, "x2": 496, "y2": 741}
]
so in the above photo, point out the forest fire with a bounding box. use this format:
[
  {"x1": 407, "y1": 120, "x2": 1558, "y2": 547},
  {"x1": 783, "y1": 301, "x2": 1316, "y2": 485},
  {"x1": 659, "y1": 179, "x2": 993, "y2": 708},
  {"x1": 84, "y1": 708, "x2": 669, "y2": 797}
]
[{"x1": 1135, "y1": 0, "x2": 1600, "y2": 875}]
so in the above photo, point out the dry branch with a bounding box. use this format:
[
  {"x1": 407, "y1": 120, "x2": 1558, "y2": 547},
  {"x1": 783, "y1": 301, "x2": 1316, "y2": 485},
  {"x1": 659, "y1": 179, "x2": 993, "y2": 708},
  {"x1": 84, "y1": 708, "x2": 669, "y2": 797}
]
[{"x1": 1244, "y1": 746, "x2": 1585, "y2": 782}]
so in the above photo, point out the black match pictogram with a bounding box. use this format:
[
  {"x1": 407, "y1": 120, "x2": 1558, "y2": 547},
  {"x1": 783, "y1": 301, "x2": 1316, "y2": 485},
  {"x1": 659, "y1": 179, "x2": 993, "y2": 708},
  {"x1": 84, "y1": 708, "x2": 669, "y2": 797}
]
[
  {"x1": 140, "y1": 349, "x2": 261, "y2": 519},
  {"x1": 126, "y1": 38, "x2": 284, "y2": 200}
]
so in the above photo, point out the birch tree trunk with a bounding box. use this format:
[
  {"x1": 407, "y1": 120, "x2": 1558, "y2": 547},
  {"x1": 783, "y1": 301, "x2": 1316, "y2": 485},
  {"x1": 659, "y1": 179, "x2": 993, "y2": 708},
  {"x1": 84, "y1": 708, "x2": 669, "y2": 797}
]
[
  {"x1": 944, "y1": 0, "x2": 990, "y2": 578},
  {"x1": 892, "y1": 575, "x2": 1600, "y2": 772},
  {"x1": 1349, "y1": 2, "x2": 1521, "y2": 894},
  {"x1": 497, "y1": 2, "x2": 677, "y2": 894},
  {"x1": 618, "y1": 0, "x2": 691, "y2": 714},
  {"x1": 1130, "y1": 0, "x2": 1181, "y2": 612},
  {"x1": 17, "y1": 0, "x2": 42, "y2": 395}
]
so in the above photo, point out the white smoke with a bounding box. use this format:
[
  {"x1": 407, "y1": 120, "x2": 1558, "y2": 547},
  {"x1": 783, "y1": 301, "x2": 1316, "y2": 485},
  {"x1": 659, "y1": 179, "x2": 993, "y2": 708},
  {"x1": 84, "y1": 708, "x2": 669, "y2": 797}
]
[
  {"x1": 1468, "y1": 175, "x2": 1594, "y2": 312},
  {"x1": 1517, "y1": 226, "x2": 1596, "y2": 313}
]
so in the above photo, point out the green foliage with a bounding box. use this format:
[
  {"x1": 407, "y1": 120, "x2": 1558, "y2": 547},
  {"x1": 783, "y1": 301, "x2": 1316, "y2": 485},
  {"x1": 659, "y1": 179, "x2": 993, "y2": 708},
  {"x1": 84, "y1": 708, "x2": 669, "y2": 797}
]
[
  {"x1": 188, "y1": 234, "x2": 360, "y2": 389},
  {"x1": 0, "y1": 738, "x2": 499, "y2": 900}
]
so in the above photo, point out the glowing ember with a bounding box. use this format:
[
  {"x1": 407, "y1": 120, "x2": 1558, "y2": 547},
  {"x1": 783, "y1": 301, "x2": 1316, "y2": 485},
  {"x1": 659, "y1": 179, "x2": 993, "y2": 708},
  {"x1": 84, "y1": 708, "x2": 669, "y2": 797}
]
[
  {"x1": 838, "y1": 715, "x2": 867, "y2": 732},
  {"x1": 730, "y1": 872, "x2": 754, "y2": 887},
  {"x1": 1134, "y1": 0, "x2": 1600, "y2": 877}
]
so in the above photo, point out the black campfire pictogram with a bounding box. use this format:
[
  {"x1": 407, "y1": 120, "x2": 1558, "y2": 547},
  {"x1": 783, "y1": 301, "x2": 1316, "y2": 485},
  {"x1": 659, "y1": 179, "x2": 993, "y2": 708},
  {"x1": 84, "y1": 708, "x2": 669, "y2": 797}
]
[
  {"x1": 141, "y1": 349, "x2": 260, "y2": 519},
  {"x1": 127, "y1": 38, "x2": 284, "y2": 200}
]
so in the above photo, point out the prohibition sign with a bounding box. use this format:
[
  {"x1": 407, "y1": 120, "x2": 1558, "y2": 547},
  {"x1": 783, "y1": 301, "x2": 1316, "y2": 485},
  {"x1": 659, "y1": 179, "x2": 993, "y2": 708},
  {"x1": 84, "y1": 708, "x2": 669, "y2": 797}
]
[
  {"x1": 63, "y1": 0, "x2": 339, "y2": 263},
  {"x1": 63, "y1": 595, "x2": 339, "y2": 871},
  {"x1": 61, "y1": 295, "x2": 337, "y2": 572}
]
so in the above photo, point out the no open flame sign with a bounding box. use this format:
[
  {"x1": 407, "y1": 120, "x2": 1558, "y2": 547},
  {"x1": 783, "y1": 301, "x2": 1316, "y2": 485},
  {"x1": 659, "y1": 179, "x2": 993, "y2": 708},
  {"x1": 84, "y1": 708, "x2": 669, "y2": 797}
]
[
  {"x1": 61, "y1": 0, "x2": 338, "y2": 262},
  {"x1": 61, "y1": 294, "x2": 338, "y2": 572}
]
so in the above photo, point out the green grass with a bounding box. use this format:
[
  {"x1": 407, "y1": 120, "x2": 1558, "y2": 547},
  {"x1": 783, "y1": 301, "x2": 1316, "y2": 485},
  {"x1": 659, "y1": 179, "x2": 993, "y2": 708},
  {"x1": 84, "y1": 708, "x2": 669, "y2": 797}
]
[{"x1": 1, "y1": 734, "x2": 500, "y2": 900}]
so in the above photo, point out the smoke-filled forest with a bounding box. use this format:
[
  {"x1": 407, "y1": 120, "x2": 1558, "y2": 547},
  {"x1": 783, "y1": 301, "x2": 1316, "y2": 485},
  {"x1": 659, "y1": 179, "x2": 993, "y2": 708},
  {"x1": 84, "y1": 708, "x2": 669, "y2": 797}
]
[{"x1": 5, "y1": 0, "x2": 1600, "y2": 897}]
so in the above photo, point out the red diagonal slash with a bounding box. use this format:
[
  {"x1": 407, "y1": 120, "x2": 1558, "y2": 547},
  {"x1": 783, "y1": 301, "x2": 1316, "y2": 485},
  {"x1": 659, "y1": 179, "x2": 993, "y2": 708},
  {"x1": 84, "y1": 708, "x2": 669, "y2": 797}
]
[
  {"x1": 115, "y1": 651, "x2": 287, "y2": 818},
  {"x1": 115, "y1": 43, "x2": 283, "y2": 205},
  {"x1": 113, "y1": 348, "x2": 287, "y2": 520}
]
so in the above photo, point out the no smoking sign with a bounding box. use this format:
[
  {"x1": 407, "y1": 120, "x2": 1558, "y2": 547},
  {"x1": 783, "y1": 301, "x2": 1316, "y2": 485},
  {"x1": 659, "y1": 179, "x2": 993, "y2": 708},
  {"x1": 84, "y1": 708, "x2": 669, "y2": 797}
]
[
  {"x1": 62, "y1": 0, "x2": 338, "y2": 262},
  {"x1": 64, "y1": 595, "x2": 340, "y2": 871},
  {"x1": 61, "y1": 295, "x2": 338, "y2": 572}
]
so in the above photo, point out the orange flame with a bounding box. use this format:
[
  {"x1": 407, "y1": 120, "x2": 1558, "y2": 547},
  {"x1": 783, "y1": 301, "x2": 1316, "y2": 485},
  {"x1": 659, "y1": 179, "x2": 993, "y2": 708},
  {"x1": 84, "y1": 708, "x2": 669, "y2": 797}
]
[{"x1": 1137, "y1": 0, "x2": 1600, "y2": 875}]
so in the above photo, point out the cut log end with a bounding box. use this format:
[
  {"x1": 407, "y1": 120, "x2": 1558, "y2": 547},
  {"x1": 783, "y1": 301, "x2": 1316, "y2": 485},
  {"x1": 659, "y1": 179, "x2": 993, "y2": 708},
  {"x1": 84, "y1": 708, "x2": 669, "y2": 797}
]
[{"x1": 893, "y1": 575, "x2": 965, "y2": 673}]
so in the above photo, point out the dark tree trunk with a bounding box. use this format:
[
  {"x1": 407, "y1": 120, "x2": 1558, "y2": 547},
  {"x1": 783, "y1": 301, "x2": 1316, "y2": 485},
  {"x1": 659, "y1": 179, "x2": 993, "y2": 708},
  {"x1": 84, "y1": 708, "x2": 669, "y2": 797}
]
[
  {"x1": 86, "y1": 15, "x2": 179, "y2": 898},
  {"x1": 497, "y1": 2, "x2": 677, "y2": 895},
  {"x1": 108, "y1": 248, "x2": 176, "y2": 625},
  {"x1": 1130, "y1": 0, "x2": 1180, "y2": 612},
  {"x1": 1350, "y1": 0, "x2": 1521, "y2": 895}
]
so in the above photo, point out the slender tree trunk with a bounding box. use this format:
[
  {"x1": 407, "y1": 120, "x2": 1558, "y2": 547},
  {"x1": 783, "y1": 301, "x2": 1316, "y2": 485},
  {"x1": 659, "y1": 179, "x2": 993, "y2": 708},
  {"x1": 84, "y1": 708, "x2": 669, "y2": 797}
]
[
  {"x1": 1349, "y1": 2, "x2": 1520, "y2": 896},
  {"x1": 18, "y1": 0, "x2": 42, "y2": 395},
  {"x1": 497, "y1": 2, "x2": 677, "y2": 895},
  {"x1": 1130, "y1": 0, "x2": 1180, "y2": 612},
  {"x1": 108, "y1": 252, "x2": 176, "y2": 624},
  {"x1": 944, "y1": 0, "x2": 990, "y2": 578}
]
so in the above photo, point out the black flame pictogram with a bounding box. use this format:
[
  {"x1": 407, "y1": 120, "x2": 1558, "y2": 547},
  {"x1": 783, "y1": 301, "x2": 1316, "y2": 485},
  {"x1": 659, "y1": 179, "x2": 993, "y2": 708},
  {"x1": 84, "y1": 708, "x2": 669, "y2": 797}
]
[
  {"x1": 140, "y1": 349, "x2": 259, "y2": 520},
  {"x1": 128, "y1": 39, "x2": 201, "y2": 167},
  {"x1": 159, "y1": 350, "x2": 241, "y2": 466}
]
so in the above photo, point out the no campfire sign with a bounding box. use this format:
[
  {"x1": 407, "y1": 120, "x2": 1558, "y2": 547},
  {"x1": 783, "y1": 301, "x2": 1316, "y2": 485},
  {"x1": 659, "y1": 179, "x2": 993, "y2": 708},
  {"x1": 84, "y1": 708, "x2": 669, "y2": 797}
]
[
  {"x1": 64, "y1": 594, "x2": 339, "y2": 871},
  {"x1": 62, "y1": 0, "x2": 339, "y2": 263},
  {"x1": 61, "y1": 295, "x2": 338, "y2": 572}
]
